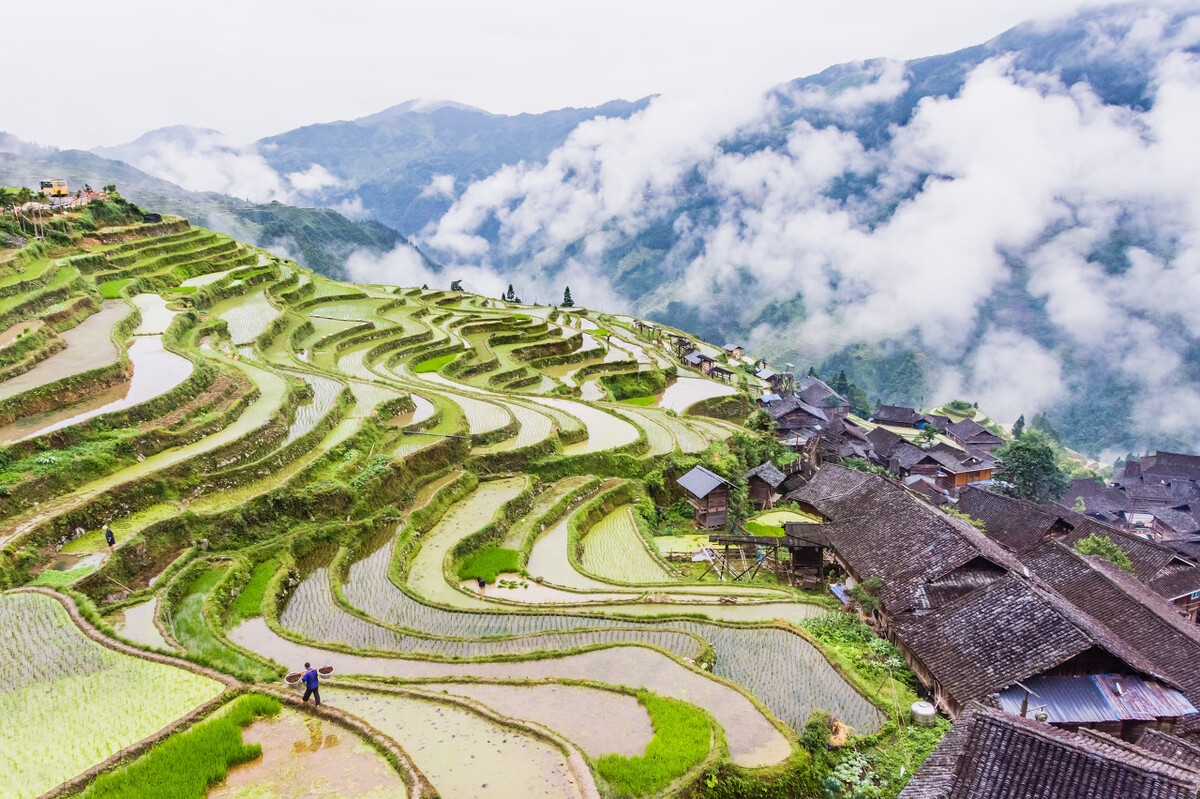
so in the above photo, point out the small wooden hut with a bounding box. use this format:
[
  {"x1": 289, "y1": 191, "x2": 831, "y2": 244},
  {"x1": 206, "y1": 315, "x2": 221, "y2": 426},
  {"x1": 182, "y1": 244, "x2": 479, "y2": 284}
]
[
  {"x1": 677, "y1": 465, "x2": 731, "y2": 529},
  {"x1": 744, "y1": 462, "x2": 786, "y2": 510}
]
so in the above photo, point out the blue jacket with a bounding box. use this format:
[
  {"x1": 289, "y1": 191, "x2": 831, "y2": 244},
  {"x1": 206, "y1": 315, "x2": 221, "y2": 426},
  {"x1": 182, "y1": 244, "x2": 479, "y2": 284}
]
[{"x1": 302, "y1": 668, "x2": 319, "y2": 689}]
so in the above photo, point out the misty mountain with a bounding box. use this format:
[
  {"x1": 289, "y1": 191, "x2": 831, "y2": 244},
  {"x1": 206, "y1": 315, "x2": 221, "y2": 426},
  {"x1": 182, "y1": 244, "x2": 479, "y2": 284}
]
[
  {"x1": 404, "y1": 3, "x2": 1200, "y2": 458},
  {"x1": 0, "y1": 141, "x2": 417, "y2": 279},
  {"x1": 65, "y1": 3, "x2": 1200, "y2": 457}
]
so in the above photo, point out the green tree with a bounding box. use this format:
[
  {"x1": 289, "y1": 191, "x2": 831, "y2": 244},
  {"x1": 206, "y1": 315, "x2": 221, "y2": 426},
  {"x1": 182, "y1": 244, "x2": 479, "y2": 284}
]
[
  {"x1": 1011, "y1": 414, "x2": 1025, "y2": 439},
  {"x1": 914, "y1": 426, "x2": 937, "y2": 447},
  {"x1": 807, "y1": 366, "x2": 818, "y2": 378},
  {"x1": 1074, "y1": 533, "x2": 1135, "y2": 574},
  {"x1": 449, "y1": 279, "x2": 463, "y2": 292},
  {"x1": 994, "y1": 430, "x2": 1070, "y2": 502},
  {"x1": 561, "y1": 286, "x2": 575, "y2": 307},
  {"x1": 506, "y1": 283, "x2": 516, "y2": 301}
]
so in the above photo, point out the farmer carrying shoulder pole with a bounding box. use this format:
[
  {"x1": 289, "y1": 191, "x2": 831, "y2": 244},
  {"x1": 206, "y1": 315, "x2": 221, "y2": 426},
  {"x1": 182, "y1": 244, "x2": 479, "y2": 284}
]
[
  {"x1": 302, "y1": 661, "x2": 321, "y2": 706},
  {"x1": 104, "y1": 525, "x2": 115, "y2": 554}
]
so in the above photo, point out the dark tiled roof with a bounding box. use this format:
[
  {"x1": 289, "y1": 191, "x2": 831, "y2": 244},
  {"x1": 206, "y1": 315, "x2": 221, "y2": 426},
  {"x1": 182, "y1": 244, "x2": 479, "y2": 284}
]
[
  {"x1": 1150, "y1": 565, "x2": 1200, "y2": 601},
  {"x1": 946, "y1": 418, "x2": 1005, "y2": 445},
  {"x1": 922, "y1": 414, "x2": 952, "y2": 431},
  {"x1": 744, "y1": 462, "x2": 786, "y2": 488},
  {"x1": 1138, "y1": 729, "x2": 1200, "y2": 770},
  {"x1": 796, "y1": 376, "x2": 846, "y2": 409},
  {"x1": 676, "y1": 465, "x2": 729, "y2": 499},
  {"x1": 956, "y1": 487, "x2": 1072, "y2": 555},
  {"x1": 867, "y1": 426, "x2": 904, "y2": 459},
  {"x1": 1142, "y1": 451, "x2": 1200, "y2": 482},
  {"x1": 900, "y1": 703, "x2": 1200, "y2": 799},
  {"x1": 891, "y1": 574, "x2": 1158, "y2": 705},
  {"x1": 1024, "y1": 541, "x2": 1200, "y2": 705},
  {"x1": 791, "y1": 466, "x2": 1026, "y2": 614},
  {"x1": 1156, "y1": 508, "x2": 1200, "y2": 536},
  {"x1": 765, "y1": 395, "x2": 828, "y2": 425},
  {"x1": 873, "y1": 405, "x2": 921, "y2": 425}
]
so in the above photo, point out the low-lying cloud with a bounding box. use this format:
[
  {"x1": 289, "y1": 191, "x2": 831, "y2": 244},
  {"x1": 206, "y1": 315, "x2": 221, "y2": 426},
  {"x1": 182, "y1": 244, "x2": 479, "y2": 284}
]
[{"x1": 412, "y1": 4, "x2": 1200, "y2": 453}]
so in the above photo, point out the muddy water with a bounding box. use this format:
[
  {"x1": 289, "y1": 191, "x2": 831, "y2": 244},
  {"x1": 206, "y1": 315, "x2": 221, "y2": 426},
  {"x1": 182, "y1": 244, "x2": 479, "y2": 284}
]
[
  {"x1": 179, "y1": 267, "x2": 237, "y2": 288},
  {"x1": 407, "y1": 478, "x2": 527, "y2": 607},
  {"x1": 419, "y1": 683, "x2": 652, "y2": 758},
  {"x1": 213, "y1": 289, "x2": 278, "y2": 345},
  {"x1": 131, "y1": 293, "x2": 177, "y2": 335},
  {"x1": 327, "y1": 688, "x2": 583, "y2": 799},
  {"x1": 579, "y1": 380, "x2": 603, "y2": 401},
  {"x1": 231, "y1": 619, "x2": 791, "y2": 768},
  {"x1": 1, "y1": 337, "x2": 193, "y2": 442},
  {"x1": 530, "y1": 397, "x2": 639, "y2": 455},
  {"x1": 0, "y1": 301, "x2": 126, "y2": 401},
  {"x1": 108, "y1": 596, "x2": 173, "y2": 652},
  {"x1": 208, "y1": 708, "x2": 406, "y2": 799},
  {"x1": 658, "y1": 377, "x2": 738, "y2": 413}
]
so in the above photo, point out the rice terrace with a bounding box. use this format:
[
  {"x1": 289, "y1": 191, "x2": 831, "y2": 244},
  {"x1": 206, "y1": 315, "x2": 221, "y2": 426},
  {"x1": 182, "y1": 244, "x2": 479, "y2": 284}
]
[{"x1": 0, "y1": 192, "x2": 938, "y2": 798}]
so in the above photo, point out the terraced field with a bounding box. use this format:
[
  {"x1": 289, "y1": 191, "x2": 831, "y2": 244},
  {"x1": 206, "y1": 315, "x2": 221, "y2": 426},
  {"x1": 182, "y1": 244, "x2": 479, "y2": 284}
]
[{"x1": 0, "y1": 216, "x2": 904, "y2": 798}]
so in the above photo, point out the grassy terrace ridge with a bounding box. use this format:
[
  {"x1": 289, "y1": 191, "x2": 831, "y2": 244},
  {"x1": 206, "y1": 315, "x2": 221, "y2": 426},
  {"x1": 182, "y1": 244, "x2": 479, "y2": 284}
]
[{"x1": 0, "y1": 213, "x2": 940, "y2": 798}]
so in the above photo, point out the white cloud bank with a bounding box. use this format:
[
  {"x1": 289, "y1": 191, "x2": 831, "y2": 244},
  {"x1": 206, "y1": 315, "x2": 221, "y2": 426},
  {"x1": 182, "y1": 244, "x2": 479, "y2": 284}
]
[{"x1": 413, "y1": 5, "x2": 1200, "y2": 450}]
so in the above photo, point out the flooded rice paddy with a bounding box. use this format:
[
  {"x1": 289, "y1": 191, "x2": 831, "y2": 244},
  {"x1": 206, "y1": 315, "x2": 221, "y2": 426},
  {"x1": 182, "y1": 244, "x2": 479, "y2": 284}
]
[
  {"x1": 3, "y1": 337, "x2": 193, "y2": 442},
  {"x1": 326, "y1": 688, "x2": 586, "y2": 799},
  {"x1": 0, "y1": 593, "x2": 223, "y2": 799},
  {"x1": 208, "y1": 708, "x2": 406, "y2": 799},
  {"x1": 658, "y1": 377, "x2": 739, "y2": 414},
  {"x1": 580, "y1": 506, "x2": 672, "y2": 584},
  {"x1": 0, "y1": 301, "x2": 126, "y2": 401},
  {"x1": 419, "y1": 682, "x2": 653, "y2": 758}
]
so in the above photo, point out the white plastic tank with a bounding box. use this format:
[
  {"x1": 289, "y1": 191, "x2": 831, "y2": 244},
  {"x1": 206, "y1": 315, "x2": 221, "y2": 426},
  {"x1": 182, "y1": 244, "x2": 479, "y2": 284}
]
[{"x1": 911, "y1": 700, "x2": 937, "y2": 727}]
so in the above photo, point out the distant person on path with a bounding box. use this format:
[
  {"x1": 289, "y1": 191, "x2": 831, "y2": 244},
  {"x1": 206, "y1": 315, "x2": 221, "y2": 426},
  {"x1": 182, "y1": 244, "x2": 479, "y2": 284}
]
[
  {"x1": 302, "y1": 662, "x2": 321, "y2": 706},
  {"x1": 104, "y1": 525, "x2": 115, "y2": 554}
]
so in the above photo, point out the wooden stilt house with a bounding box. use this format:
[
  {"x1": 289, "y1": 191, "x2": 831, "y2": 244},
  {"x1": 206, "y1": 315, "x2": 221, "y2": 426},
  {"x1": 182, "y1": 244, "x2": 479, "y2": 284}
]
[{"x1": 677, "y1": 465, "x2": 732, "y2": 529}]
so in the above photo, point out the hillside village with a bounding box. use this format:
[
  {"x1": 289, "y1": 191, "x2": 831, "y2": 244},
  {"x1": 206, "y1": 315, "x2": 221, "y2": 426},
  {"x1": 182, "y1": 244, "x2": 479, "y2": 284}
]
[{"x1": 6, "y1": 184, "x2": 1200, "y2": 799}]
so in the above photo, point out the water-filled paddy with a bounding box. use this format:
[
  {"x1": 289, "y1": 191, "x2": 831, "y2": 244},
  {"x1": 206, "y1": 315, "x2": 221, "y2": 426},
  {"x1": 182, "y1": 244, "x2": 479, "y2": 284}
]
[
  {"x1": 130, "y1": 293, "x2": 177, "y2": 335},
  {"x1": 207, "y1": 707, "x2": 406, "y2": 799},
  {"x1": 581, "y1": 506, "x2": 672, "y2": 584},
  {"x1": 232, "y1": 618, "x2": 790, "y2": 768},
  {"x1": 3, "y1": 336, "x2": 193, "y2": 442},
  {"x1": 658, "y1": 377, "x2": 738, "y2": 414},
  {"x1": 0, "y1": 301, "x2": 126, "y2": 401},
  {"x1": 419, "y1": 682, "x2": 653, "y2": 757},
  {"x1": 326, "y1": 687, "x2": 586, "y2": 799},
  {"x1": 107, "y1": 595, "x2": 173, "y2": 651}
]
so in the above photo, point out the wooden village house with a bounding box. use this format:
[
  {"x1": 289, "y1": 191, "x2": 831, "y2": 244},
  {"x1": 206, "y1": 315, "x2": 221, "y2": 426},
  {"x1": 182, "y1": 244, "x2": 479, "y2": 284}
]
[
  {"x1": 791, "y1": 466, "x2": 1200, "y2": 729},
  {"x1": 744, "y1": 462, "x2": 787, "y2": 510},
  {"x1": 677, "y1": 465, "x2": 730, "y2": 529}
]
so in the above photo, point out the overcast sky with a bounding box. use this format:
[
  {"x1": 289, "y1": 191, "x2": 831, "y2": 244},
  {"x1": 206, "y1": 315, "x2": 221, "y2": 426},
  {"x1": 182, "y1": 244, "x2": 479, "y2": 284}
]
[{"x1": 6, "y1": 0, "x2": 1109, "y2": 150}]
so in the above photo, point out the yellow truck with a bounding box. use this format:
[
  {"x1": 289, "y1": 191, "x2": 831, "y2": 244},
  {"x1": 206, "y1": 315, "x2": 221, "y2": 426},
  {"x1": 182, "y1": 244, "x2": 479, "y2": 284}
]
[{"x1": 39, "y1": 179, "x2": 68, "y2": 197}]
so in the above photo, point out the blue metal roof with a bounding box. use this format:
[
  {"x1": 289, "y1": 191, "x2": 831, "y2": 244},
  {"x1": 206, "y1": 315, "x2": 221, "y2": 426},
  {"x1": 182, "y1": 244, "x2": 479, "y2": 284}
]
[
  {"x1": 676, "y1": 465, "x2": 729, "y2": 498},
  {"x1": 998, "y1": 674, "x2": 1197, "y2": 724}
]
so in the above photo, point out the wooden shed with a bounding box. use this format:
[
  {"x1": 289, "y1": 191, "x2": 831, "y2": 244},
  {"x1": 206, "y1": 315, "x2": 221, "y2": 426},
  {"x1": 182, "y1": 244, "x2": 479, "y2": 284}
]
[
  {"x1": 744, "y1": 462, "x2": 786, "y2": 510},
  {"x1": 677, "y1": 465, "x2": 731, "y2": 529}
]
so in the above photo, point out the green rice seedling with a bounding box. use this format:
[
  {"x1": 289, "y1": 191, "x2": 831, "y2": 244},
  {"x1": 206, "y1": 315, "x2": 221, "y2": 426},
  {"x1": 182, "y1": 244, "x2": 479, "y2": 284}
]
[
  {"x1": 581, "y1": 506, "x2": 671, "y2": 584},
  {"x1": 226, "y1": 558, "x2": 279, "y2": 627},
  {"x1": 595, "y1": 691, "x2": 712, "y2": 798},
  {"x1": 456, "y1": 546, "x2": 520, "y2": 584},
  {"x1": 76, "y1": 693, "x2": 281, "y2": 799},
  {"x1": 0, "y1": 594, "x2": 223, "y2": 799},
  {"x1": 412, "y1": 353, "x2": 457, "y2": 373},
  {"x1": 167, "y1": 568, "x2": 277, "y2": 681}
]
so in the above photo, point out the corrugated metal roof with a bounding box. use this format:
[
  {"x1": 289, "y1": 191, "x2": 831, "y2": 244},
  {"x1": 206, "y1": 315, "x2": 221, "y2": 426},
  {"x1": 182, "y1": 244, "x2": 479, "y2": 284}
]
[
  {"x1": 676, "y1": 465, "x2": 729, "y2": 498},
  {"x1": 998, "y1": 675, "x2": 1197, "y2": 724}
]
